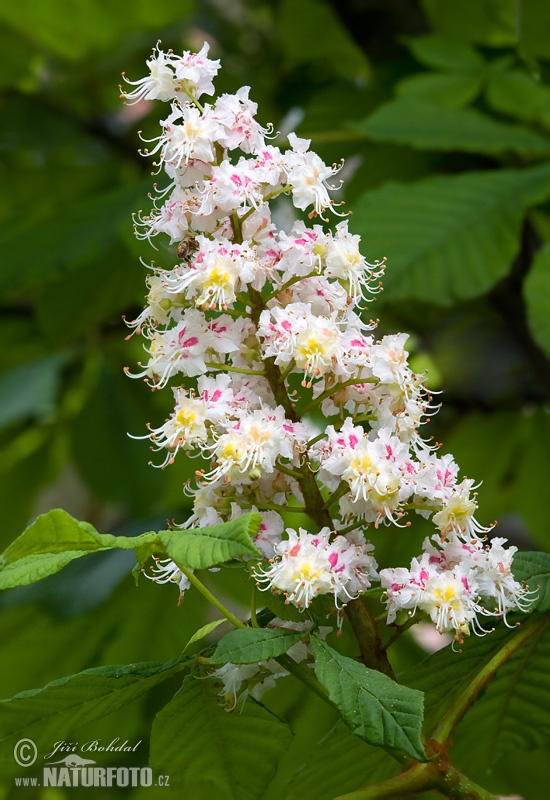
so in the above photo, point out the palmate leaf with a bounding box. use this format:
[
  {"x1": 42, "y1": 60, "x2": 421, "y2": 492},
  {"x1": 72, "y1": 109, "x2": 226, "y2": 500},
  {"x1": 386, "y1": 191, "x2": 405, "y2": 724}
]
[
  {"x1": 352, "y1": 98, "x2": 550, "y2": 155},
  {"x1": 149, "y1": 675, "x2": 292, "y2": 799},
  {"x1": 211, "y1": 628, "x2": 304, "y2": 664},
  {"x1": 0, "y1": 659, "x2": 188, "y2": 780},
  {"x1": 352, "y1": 165, "x2": 550, "y2": 306},
  {"x1": 310, "y1": 638, "x2": 426, "y2": 761}
]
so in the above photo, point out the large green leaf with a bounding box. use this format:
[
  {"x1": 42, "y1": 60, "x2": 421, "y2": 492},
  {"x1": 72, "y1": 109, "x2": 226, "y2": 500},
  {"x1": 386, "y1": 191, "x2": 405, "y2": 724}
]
[
  {"x1": 487, "y1": 70, "x2": 550, "y2": 127},
  {"x1": 0, "y1": 509, "x2": 161, "y2": 589},
  {"x1": 310, "y1": 638, "x2": 426, "y2": 761},
  {"x1": 524, "y1": 243, "x2": 550, "y2": 358},
  {"x1": 0, "y1": 0, "x2": 195, "y2": 61},
  {"x1": 396, "y1": 73, "x2": 482, "y2": 108},
  {"x1": 286, "y1": 721, "x2": 396, "y2": 800},
  {"x1": 401, "y1": 615, "x2": 550, "y2": 736},
  {"x1": 279, "y1": 0, "x2": 369, "y2": 81},
  {"x1": 0, "y1": 659, "x2": 188, "y2": 778},
  {"x1": 0, "y1": 353, "x2": 72, "y2": 429},
  {"x1": 421, "y1": 0, "x2": 517, "y2": 47},
  {"x1": 0, "y1": 182, "x2": 146, "y2": 300},
  {"x1": 353, "y1": 98, "x2": 550, "y2": 155},
  {"x1": 0, "y1": 509, "x2": 262, "y2": 589},
  {"x1": 352, "y1": 165, "x2": 550, "y2": 305},
  {"x1": 69, "y1": 352, "x2": 198, "y2": 516},
  {"x1": 449, "y1": 620, "x2": 550, "y2": 775},
  {"x1": 513, "y1": 408, "x2": 550, "y2": 547},
  {"x1": 160, "y1": 514, "x2": 262, "y2": 570},
  {"x1": 211, "y1": 628, "x2": 304, "y2": 664},
  {"x1": 403, "y1": 34, "x2": 485, "y2": 71},
  {"x1": 149, "y1": 676, "x2": 292, "y2": 798}
]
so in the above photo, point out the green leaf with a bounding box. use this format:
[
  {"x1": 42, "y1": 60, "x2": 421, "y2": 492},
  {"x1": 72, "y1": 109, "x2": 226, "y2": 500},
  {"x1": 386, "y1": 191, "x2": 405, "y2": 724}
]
[
  {"x1": 286, "y1": 722, "x2": 396, "y2": 800},
  {"x1": 211, "y1": 628, "x2": 304, "y2": 664},
  {"x1": 352, "y1": 165, "x2": 550, "y2": 305},
  {"x1": 513, "y1": 408, "x2": 550, "y2": 547},
  {"x1": 279, "y1": 0, "x2": 369, "y2": 82},
  {"x1": 524, "y1": 243, "x2": 550, "y2": 358},
  {"x1": 310, "y1": 637, "x2": 426, "y2": 761},
  {"x1": 0, "y1": 659, "x2": 188, "y2": 777},
  {"x1": 0, "y1": 0, "x2": 195, "y2": 61},
  {"x1": 353, "y1": 98, "x2": 550, "y2": 155},
  {"x1": 396, "y1": 72, "x2": 482, "y2": 108},
  {"x1": 402, "y1": 33, "x2": 485, "y2": 71},
  {"x1": 512, "y1": 552, "x2": 550, "y2": 612},
  {"x1": 160, "y1": 514, "x2": 262, "y2": 571},
  {"x1": 401, "y1": 617, "x2": 550, "y2": 738},
  {"x1": 0, "y1": 509, "x2": 161, "y2": 589},
  {"x1": 519, "y1": 0, "x2": 550, "y2": 59},
  {"x1": 0, "y1": 182, "x2": 146, "y2": 300},
  {"x1": 421, "y1": 0, "x2": 517, "y2": 47},
  {"x1": 448, "y1": 619, "x2": 550, "y2": 772},
  {"x1": 150, "y1": 676, "x2": 292, "y2": 798},
  {"x1": 487, "y1": 70, "x2": 550, "y2": 127},
  {"x1": 184, "y1": 619, "x2": 227, "y2": 652},
  {"x1": 69, "y1": 352, "x2": 199, "y2": 516},
  {"x1": 400, "y1": 621, "x2": 550, "y2": 794},
  {"x1": 0, "y1": 353, "x2": 71, "y2": 429}
]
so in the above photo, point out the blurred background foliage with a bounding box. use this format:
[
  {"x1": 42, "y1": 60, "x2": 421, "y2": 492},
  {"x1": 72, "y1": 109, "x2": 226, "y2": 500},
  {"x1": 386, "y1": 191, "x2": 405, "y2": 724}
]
[{"x1": 0, "y1": 0, "x2": 549, "y2": 797}]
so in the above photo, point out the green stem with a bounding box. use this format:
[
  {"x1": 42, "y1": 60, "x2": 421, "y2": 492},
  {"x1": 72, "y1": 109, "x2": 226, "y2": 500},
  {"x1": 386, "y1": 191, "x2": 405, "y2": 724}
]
[
  {"x1": 252, "y1": 502, "x2": 307, "y2": 513},
  {"x1": 278, "y1": 359, "x2": 296, "y2": 383},
  {"x1": 178, "y1": 565, "x2": 246, "y2": 630},
  {"x1": 275, "y1": 653, "x2": 334, "y2": 707},
  {"x1": 205, "y1": 361, "x2": 264, "y2": 376},
  {"x1": 264, "y1": 272, "x2": 317, "y2": 303},
  {"x1": 299, "y1": 377, "x2": 377, "y2": 416},
  {"x1": 335, "y1": 763, "x2": 433, "y2": 799},
  {"x1": 322, "y1": 480, "x2": 349, "y2": 510},
  {"x1": 432, "y1": 614, "x2": 549, "y2": 744},
  {"x1": 250, "y1": 586, "x2": 259, "y2": 628},
  {"x1": 335, "y1": 761, "x2": 498, "y2": 800},
  {"x1": 275, "y1": 461, "x2": 303, "y2": 481}
]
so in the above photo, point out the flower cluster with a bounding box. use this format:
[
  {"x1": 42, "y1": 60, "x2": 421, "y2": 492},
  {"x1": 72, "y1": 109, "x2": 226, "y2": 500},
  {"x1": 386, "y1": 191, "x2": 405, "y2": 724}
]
[
  {"x1": 124, "y1": 42, "x2": 532, "y2": 642},
  {"x1": 381, "y1": 535, "x2": 535, "y2": 641}
]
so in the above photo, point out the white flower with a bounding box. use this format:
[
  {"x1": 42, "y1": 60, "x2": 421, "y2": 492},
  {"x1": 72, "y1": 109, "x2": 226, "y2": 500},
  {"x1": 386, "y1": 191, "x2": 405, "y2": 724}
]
[
  {"x1": 146, "y1": 103, "x2": 221, "y2": 169},
  {"x1": 143, "y1": 557, "x2": 191, "y2": 604},
  {"x1": 325, "y1": 221, "x2": 384, "y2": 301},
  {"x1": 255, "y1": 527, "x2": 376, "y2": 609},
  {"x1": 284, "y1": 133, "x2": 341, "y2": 216},
  {"x1": 212, "y1": 86, "x2": 268, "y2": 153},
  {"x1": 173, "y1": 42, "x2": 220, "y2": 98},
  {"x1": 292, "y1": 315, "x2": 343, "y2": 381},
  {"x1": 202, "y1": 407, "x2": 294, "y2": 484},
  {"x1": 121, "y1": 44, "x2": 178, "y2": 104}
]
